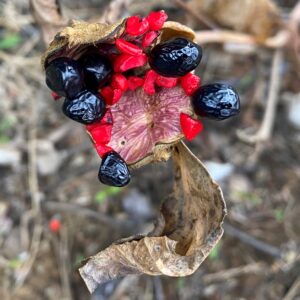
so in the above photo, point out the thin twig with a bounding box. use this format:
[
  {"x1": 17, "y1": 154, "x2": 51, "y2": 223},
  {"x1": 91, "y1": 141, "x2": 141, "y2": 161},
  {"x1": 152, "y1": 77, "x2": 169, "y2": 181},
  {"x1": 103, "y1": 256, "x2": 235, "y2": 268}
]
[
  {"x1": 237, "y1": 49, "x2": 283, "y2": 144},
  {"x1": 153, "y1": 277, "x2": 165, "y2": 300},
  {"x1": 203, "y1": 262, "x2": 266, "y2": 284},
  {"x1": 60, "y1": 228, "x2": 73, "y2": 300},
  {"x1": 195, "y1": 29, "x2": 289, "y2": 49},
  {"x1": 172, "y1": 0, "x2": 217, "y2": 29},
  {"x1": 283, "y1": 276, "x2": 300, "y2": 300},
  {"x1": 224, "y1": 223, "x2": 282, "y2": 259},
  {"x1": 11, "y1": 89, "x2": 43, "y2": 297}
]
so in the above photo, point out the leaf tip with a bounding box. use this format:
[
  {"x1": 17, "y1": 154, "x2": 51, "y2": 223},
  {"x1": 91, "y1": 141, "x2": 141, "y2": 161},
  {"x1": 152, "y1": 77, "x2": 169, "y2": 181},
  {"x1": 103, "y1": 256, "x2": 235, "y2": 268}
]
[{"x1": 79, "y1": 261, "x2": 98, "y2": 294}]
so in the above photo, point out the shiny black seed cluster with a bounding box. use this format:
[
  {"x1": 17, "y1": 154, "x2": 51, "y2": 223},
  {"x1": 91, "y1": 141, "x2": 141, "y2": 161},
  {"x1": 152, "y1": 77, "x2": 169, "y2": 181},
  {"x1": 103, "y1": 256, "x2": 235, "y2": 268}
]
[
  {"x1": 149, "y1": 38, "x2": 202, "y2": 77},
  {"x1": 45, "y1": 54, "x2": 131, "y2": 187},
  {"x1": 45, "y1": 54, "x2": 112, "y2": 125},
  {"x1": 79, "y1": 54, "x2": 112, "y2": 91},
  {"x1": 192, "y1": 84, "x2": 240, "y2": 120}
]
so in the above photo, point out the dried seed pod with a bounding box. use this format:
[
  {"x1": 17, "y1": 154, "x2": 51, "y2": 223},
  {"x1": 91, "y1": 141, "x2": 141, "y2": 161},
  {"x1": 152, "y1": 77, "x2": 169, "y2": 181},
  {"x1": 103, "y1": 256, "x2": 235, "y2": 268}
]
[{"x1": 43, "y1": 15, "x2": 229, "y2": 293}]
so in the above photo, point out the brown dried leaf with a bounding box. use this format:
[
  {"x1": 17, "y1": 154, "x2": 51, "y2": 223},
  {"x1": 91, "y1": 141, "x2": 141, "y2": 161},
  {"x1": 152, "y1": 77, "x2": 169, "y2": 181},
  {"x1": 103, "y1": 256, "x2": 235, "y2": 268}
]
[
  {"x1": 190, "y1": 0, "x2": 282, "y2": 40},
  {"x1": 79, "y1": 142, "x2": 226, "y2": 293},
  {"x1": 30, "y1": 0, "x2": 68, "y2": 46}
]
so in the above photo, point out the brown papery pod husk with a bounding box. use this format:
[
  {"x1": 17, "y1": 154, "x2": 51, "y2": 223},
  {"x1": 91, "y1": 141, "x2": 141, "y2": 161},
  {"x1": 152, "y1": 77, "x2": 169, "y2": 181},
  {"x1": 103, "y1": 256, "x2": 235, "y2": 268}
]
[
  {"x1": 42, "y1": 20, "x2": 196, "y2": 68},
  {"x1": 79, "y1": 142, "x2": 226, "y2": 293},
  {"x1": 42, "y1": 18, "x2": 226, "y2": 292},
  {"x1": 189, "y1": 0, "x2": 282, "y2": 41}
]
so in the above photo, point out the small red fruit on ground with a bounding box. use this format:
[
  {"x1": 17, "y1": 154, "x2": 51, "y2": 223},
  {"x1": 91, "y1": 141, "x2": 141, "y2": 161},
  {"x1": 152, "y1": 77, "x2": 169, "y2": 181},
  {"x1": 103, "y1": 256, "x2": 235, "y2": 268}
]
[{"x1": 49, "y1": 218, "x2": 61, "y2": 233}]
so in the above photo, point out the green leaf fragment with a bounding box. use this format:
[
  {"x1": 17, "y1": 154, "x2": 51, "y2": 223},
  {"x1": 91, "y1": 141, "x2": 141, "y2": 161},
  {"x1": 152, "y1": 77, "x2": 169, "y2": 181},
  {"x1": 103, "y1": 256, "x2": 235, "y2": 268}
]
[
  {"x1": 0, "y1": 34, "x2": 22, "y2": 50},
  {"x1": 95, "y1": 186, "x2": 121, "y2": 203},
  {"x1": 273, "y1": 209, "x2": 284, "y2": 222},
  {"x1": 209, "y1": 241, "x2": 221, "y2": 260}
]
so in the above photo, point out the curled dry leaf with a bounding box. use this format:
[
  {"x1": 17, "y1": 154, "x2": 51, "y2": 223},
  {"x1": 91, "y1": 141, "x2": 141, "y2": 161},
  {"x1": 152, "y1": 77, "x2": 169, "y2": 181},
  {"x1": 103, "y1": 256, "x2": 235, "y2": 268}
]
[
  {"x1": 189, "y1": 0, "x2": 282, "y2": 40},
  {"x1": 79, "y1": 142, "x2": 226, "y2": 293}
]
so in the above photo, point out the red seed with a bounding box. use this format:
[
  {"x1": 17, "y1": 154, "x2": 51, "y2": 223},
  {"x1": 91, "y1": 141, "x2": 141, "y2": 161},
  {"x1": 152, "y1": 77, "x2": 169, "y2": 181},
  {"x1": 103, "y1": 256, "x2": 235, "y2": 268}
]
[
  {"x1": 142, "y1": 31, "x2": 159, "y2": 48},
  {"x1": 100, "y1": 87, "x2": 123, "y2": 105},
  {"x1": 143, "y1": 70, "x2": 157, "y2": 95},
  {"x1": 100, "y1": 109, "x2": 113, "y2": 125},
  {"x1": 181, "y1": 73, "x2": 201, "y2": 96},
  {"x1": 51, "y1": 91, "x2": 61, "y2": 101},
  {"x1": 147, "y1": 10, "x2": 168, "y2": 31},
  {"x1": 86, "y1": 110, "x2": 113, "y2": 145},
  {"x1": 111, "y1": 89, "x2": 123, "y2": 105},
  {"x1": 100, "y1": 86, "x2": 114, "y2": 103},
  {"x1": 86, "y1": 109, "x2": 113, "y2": 132},
  {"x1": 127, "y1": 76, "x2": 144, "y2": 90},
  {"x1": 114, "y1": 53, "x2": 148, "y2": 72},
  {"x1": 88, "y1": 124, "x2": 112, "y2": 145},
  {"x1": 115, "y1": 38, "x2": 143, "y2": 55},
  {"x1": 111, "y1": 73, "x2": 128, "y2": 92},
  {"x1": 95, "y1": 143, "x2": 113, "y2": 157},
  {"x1": 126, "y1": 16, "x2": 149, "y2": 36},
  {"x1": 180, "y1": 113, "x2": 203, "y2": 141},
  {"x1": 49, "y1": 218, "x2": 61, "y2": 233},
  {"x1": 155, "y1": 75, "x2": 178, "y2": 88},
  {"x1": 86, "y1": 109, "x2": 114, "y2": 158}
]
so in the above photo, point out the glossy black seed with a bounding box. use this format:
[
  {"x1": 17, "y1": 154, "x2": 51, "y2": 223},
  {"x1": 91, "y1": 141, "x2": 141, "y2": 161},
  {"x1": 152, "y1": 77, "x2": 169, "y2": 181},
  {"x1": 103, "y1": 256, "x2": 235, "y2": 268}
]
[
  {"x1": 98, "y1": 151, "x2": 131, "y2": 187},
  {"x1": 62, "y1": 90, "x2": 106, "y2": 124},
  {"x1": 192, "y1": 83, "x2": 240, "y2": 120},
  {"x1": 45, "y1": 57, "x2": 84, "y2": 98},
  {"x1": 149, "y1": 38, "x2": 202, "y2": 77},
  {"x1": 79, "y1": 54, "x2": 113, "y2": 90}
]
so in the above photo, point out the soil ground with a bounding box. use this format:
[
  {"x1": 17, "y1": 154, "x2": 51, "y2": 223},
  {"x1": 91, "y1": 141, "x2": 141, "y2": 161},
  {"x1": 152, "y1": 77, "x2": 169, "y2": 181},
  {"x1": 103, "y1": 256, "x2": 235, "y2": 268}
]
[{"x1": 0, "y1": 0, "x2": 300, "y2": 299}]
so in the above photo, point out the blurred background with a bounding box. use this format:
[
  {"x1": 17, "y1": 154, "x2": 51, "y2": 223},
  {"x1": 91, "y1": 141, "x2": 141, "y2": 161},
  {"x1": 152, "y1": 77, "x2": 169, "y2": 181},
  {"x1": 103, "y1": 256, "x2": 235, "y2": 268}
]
[{"x1": 0, "y1": 0, "x2": 300, "y2": 299}]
